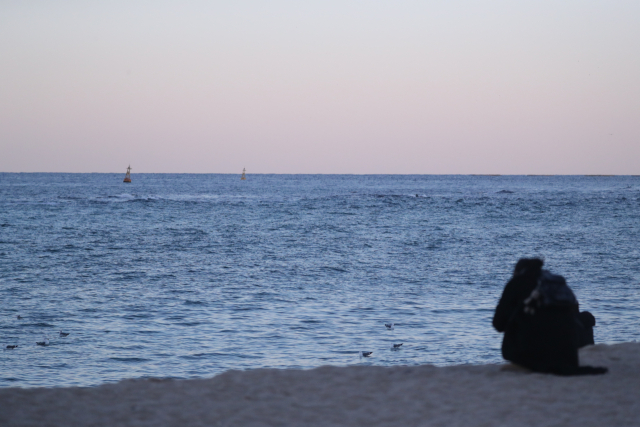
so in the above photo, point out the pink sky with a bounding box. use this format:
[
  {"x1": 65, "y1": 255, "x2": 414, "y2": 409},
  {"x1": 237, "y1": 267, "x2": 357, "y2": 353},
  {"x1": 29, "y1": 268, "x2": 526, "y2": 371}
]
[{"x1": 1, "y1": 1, "x2": 639, "y2": 174}]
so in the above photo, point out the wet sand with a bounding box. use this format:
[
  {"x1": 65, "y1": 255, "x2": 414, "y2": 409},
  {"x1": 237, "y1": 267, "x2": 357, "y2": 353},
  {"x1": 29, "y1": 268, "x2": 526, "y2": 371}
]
[{"x1": 1, "y1": 343, "x2": 639, "y2": 427}]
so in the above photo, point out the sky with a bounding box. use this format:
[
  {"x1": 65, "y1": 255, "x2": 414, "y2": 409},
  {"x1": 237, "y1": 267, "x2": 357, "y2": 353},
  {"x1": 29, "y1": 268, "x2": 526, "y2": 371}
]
[{"x1": 1, "y1": 0, "x2": 639, "y2": 174}]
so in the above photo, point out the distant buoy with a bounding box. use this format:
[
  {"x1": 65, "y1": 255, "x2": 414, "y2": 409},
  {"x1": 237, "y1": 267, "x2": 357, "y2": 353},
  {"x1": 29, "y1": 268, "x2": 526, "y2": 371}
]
[
  {"x1": 241, "y1": 168, "x2": 246, "y2": 181},
  {"x1": 123, "y1": 165, "x2": 132, "y2": 183}
]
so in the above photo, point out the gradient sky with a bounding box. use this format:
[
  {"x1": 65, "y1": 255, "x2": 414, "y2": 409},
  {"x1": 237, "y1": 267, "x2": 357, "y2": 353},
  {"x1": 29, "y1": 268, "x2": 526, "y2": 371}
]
[{"x1": 1, "y1": 0, "x2": 639, "y2": 174}]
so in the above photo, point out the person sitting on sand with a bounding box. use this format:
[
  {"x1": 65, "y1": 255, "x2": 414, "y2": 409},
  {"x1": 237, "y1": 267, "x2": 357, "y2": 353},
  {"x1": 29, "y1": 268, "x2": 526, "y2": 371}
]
[{"x1": 492, "y1": 258, "x2": 605, "y2": 375}]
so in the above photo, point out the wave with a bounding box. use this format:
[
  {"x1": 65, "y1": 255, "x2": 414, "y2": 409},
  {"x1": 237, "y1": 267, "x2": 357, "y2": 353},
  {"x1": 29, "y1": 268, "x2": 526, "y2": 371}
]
[
  {"x1": 184, "y1": 300, "x2": 205, "y2": 305},
  {"x1": 109, "y1": 357, "x2": 150, "y2": 363}
]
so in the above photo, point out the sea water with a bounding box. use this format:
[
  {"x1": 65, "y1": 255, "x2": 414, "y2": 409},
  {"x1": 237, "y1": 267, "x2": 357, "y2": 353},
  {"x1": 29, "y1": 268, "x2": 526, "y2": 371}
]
[{"x1": 1, "y1": 174, "x2": 639, "y2": 388}]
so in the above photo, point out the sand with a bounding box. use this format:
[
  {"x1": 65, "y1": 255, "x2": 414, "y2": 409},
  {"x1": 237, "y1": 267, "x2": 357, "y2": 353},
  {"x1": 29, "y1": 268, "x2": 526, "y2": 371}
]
[{"x1": 1, "y1": 343, "x2": 639, "y2": 427}]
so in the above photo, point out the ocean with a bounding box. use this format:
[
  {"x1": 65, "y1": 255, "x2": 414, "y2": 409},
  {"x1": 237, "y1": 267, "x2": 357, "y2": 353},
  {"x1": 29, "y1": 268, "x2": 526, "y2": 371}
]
[{"x1": 1, "y1": 173, "x2": 639, "y2": 388}]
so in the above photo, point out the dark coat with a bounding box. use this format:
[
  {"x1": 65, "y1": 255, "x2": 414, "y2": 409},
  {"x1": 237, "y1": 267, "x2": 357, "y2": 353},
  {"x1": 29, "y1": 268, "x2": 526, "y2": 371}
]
[{"x1": 493, "y1": 258, "x2": 543, "y2": 362}]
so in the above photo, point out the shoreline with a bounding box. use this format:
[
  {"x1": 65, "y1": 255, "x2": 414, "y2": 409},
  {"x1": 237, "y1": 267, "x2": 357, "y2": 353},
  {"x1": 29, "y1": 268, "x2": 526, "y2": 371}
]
[{"x1": 1, "y1": 343, "x2": 638, "y2": 426}]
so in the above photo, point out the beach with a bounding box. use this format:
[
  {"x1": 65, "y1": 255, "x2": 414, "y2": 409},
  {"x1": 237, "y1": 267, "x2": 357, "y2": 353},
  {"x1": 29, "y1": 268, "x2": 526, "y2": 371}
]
[
  {"x1": 3, "y1": 0, "x2": 639, "y2": 423},
  {"x1": 1, "y1": 342, "x2": 638, "y2": 427}
]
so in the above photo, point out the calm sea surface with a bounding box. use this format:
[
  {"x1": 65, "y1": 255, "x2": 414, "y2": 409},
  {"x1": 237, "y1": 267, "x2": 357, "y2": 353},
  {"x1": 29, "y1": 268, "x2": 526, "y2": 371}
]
[{"x1": 1, "y1": 174, "x2": 639, "y2": 388}]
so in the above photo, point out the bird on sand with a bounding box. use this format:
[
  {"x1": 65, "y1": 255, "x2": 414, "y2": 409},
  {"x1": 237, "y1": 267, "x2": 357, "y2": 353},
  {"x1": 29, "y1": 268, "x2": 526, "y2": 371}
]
[
  {"x1": 393, "y1": 343, "x2": 403, "y2": 349},
  {"x1": 385, "y1": 323, "x2": 394, "y2": 330},
  {"x1": 6, "y1": 345, "x2": 18, "y2": 349},
  {"x1": 359, "y1": 351, "x2": 373, "y2": 357},
  {"x1": 59, "y1": 331, "x2": 69, "y2": 337}
]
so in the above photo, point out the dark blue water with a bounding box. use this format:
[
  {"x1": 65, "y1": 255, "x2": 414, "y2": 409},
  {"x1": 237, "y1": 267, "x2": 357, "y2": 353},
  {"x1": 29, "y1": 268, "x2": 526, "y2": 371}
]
[{"x1": 1, "y1": 174, "x2": 639, "y2": 388}]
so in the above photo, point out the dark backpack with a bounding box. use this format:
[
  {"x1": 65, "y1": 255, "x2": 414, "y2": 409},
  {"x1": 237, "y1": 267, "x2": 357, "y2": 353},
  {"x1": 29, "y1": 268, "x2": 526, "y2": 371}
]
[{"x1": 523, "y1": 270, "x2": 577, "y2": 314}]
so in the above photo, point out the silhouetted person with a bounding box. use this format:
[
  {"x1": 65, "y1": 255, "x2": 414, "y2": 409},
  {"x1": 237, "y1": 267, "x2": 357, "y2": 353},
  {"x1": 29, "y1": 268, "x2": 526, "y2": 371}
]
[{"x1": 493, "y1": 258, "x2": 606, "y2": 375}]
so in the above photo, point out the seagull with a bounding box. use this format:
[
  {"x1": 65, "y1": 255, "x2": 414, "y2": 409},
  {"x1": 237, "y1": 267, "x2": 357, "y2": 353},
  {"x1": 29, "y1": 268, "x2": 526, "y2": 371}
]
[
  {"x1": 59, "y1": 331, "x2": 69, "y2": 337},
  {"x1": 393, "y1": 343, "x2": 403, "y2": 348},
  {"x1": 6, "y1": 345, "x2": 18, "y2": 349},
  {"x1": 36, "y1": 337, "x2": 50, "y2": 346},
  {"x1": 359, "y1": 351, "x2": 373, "y2": 358},
  {"x1": 385, "y1": 323, "x2": 394, "y2": 330}
]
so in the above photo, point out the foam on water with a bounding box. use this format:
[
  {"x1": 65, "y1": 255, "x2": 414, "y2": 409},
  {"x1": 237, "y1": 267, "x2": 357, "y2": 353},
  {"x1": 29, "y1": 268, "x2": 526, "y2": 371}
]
[{"x1": 1, "y1": 174, "x2": 639, "y2": 387}]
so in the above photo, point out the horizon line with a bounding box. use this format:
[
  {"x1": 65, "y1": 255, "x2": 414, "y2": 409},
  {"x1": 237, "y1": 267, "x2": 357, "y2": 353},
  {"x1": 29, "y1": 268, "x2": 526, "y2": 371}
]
[{"x1": 1, "y1": 172, "x2": 638, "y2": 177}]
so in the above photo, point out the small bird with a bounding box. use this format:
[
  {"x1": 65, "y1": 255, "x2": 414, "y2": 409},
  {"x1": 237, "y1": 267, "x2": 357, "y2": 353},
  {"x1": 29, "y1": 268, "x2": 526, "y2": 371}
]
[
  {"x1": 59, "y1": 331, "x2": 69, "y2": 337},
  {"x1": 17, "y1": 315, "x2": 22, "y2": 320},
  {"x1": 385, "y1": 323, "x2": 394, "y2": 330},
  {"x1": 6, "y1": 345, "x2": 18, "y2": 349},
  {"x1": 36, "y1": 337, "x2": 50, "y2": 346},
  {"x1": 360, "y1": 351, "x2": 373, "y2": 357},
  {"x1": 393, "y1": 343, "x2": 403, "y2": 349}
]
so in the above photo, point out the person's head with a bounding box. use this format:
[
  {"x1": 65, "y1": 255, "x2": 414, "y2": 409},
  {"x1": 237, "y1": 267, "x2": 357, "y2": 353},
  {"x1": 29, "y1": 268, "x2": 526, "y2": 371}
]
[{"x1": 513, "y1": 258, "x2": 544, "y2": 277}]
